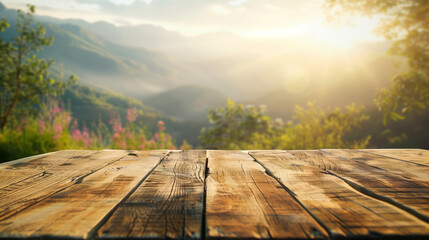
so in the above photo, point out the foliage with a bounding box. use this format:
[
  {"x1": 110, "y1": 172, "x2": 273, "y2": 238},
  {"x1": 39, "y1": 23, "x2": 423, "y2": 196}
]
[
  {"x1": 0, "y1": 102, "x2": 79, "y2": 162},
  {"x1": 109, "y1": 108, "x2": 176, "y2": 150},
  {"x1": 0, "y1": 5, "x2": 76, "y2": 129},
  {"x1": 199, "y1": 99, "x2": 279, "y2": 149},
  {"x1": 0, "y1": 101, "x2": 189, "y2": 162},
  {"x1": 278, "y1": 102, "x2": 371, "y2": 149},
  {"x1": 325, "y1": 0, "x2": 429, "y2": 122},
  {"x1": 199, "y1": 100, "x2": 370, "y2": 150},
  {"x1": 375, "y1": 71, "x2": 429, "y2": 124}
]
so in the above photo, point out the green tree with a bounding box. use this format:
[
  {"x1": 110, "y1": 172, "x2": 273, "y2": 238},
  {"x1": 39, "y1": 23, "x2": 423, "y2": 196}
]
[
  {"x1": 278, "y1": 102, "x2": 370, "y2": 149},
  {"x1": 199, "y1": 99, "x2": 279, "y2": 149},
  {"x1": 0, "y1": 5, "x2": 75, "y2": 129},
  {"x1": 199, "y1": 100, "x2": 370, "y2": 150},
  {"x1": 325, "y1": 0, "x2": 429, "y2": 123}
]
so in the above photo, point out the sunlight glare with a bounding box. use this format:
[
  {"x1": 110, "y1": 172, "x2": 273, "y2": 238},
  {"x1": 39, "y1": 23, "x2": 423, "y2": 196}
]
[
  {"x1": 283, "y1": 64, "x2": 310, "y2": 94},
  {"x1": 250, "y1": 17, "x2": 381, "y2": 49}
]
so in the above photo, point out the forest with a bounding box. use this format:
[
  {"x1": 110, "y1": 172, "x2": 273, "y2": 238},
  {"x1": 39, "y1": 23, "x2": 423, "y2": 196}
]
[{"x1": 0, "y1": 0, "x2": 428, "y2": 162}]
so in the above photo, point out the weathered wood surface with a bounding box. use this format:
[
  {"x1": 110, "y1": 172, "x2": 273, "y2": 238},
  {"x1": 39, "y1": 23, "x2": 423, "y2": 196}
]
[
  {"x1": 98, "y1": 150, "x2": 207, "y2": 239},
  {"x1": 312, "y1": 150, "x2": 429, "y2": 221},
  {"x1": 206, "y1": 151, "x2": 327, "y2": 239},
  {"x1": 0, "y1": 149, "x2": 428, "y2": 239},
  {"x1": 250, "y1": 150, "x2": 429, "y2": 238},
  {"x1": 323, "y1": 149, "x2": 429, "y2": 187},
  {"x1": 360, "y1": 148, "x2": 429, "y2": 166},
  {"x1": 0, "y1": 150, "x2": 169, "y2": 239},
  {"x1": 0, "y1": 150, "x2": 131, "y2": 221}
]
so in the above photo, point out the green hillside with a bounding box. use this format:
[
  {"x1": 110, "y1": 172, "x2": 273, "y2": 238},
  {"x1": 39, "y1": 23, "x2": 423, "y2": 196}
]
[
  {"x1": 62, "y1": 84, "x2": 203, "y2": 147},
  {"x1": 0, "y1": 5, "x2": 194, "y2": 98},
  {"x1": 143, "y1": 84, "x2": 228, "y2": 121}
]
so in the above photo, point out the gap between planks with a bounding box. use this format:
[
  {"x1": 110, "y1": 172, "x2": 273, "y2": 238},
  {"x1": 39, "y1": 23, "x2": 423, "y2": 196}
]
[
  {"x1": 320, "y1": 149, "x2": 429, "y2": 224},
  {"x1": 245, "y1": 150, "x2": 334, "y2": 239},
  {"x1": 0, "y1": 150, "x2": 170, "y2": 239},
  {"x1": 249, "y1": 150, "x2": 429, "y2": 238},
  {"x1": 86, "y1": 150, "x2": 174, "y2": 239}
]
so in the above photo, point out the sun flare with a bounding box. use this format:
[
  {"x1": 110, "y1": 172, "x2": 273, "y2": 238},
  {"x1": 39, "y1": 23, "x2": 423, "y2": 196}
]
[{"x1": 251, "y1": 16, "x2": 381, "y2": 50}]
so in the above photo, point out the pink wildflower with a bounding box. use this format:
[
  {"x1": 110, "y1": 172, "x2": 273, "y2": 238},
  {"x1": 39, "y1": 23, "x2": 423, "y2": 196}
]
[
  {"x1": 52, "y1": 106, "x2": 61, "y2": 115},
  {"x1": 126, "y1": 108, "x2": 138, "y2": 123},
  {"x1": 127, "y1": 132, "x2": 134, "y2": 140},
  {"x1": 53, "y1": 123, "x2": 63, "y2": 139},
  {"x1": 112, "y1": 132, "x2": 120, "y2": 139},
  {"x1": 39, "y1": 120, "x2": 46, "y2": 132},
  {"x1": 119, "y1": 140, "x2": 126, "y2": 149},
  {"x1": 157, "y1": 120, "x2": 166, "y2": 131}
]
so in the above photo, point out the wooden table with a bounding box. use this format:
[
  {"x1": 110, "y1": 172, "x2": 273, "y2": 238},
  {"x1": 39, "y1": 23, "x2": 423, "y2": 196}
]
[{"x1": 0, "y1": 149, "x2": 428, "y2": 239}]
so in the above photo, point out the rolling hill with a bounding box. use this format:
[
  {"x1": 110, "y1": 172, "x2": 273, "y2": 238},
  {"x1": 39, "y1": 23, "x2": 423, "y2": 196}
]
[
  {"x1": 143, "y1": 84, "x2": 228, "y2": 121},
  {"x1": 0, "y1": 3, "x2": 197, "y2": 98},
  {"x1": 62, "y1": 84, "x2": 205, "y2": 147}
]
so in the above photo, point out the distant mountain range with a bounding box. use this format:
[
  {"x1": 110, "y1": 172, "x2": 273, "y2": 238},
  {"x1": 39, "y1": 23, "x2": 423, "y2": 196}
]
[
  {"x1": 0, "y1": 3, "x2": 202, "y2": 98},
  {"x1": 0, "y1": 2, "x2": 400, "y2": 102}
]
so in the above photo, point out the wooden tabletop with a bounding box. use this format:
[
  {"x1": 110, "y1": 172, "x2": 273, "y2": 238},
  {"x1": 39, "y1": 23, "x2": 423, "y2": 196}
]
[{"x1": 0, "y1": 149, "x2": 428, "y2": 239}]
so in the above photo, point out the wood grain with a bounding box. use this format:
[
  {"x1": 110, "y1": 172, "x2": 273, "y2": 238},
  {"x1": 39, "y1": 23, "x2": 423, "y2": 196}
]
[
  {"x1": 294, "y1": 150, "x2": 429, "y2": 221},
  {"x1": 97, "y1": 150, "x2": 207, "y2": 239},
  {"x1": 360, "y1": 149, "x2": 429, "y2": 166},
  {"x1": 206, "y1": 150, "x2": 328, "y2": 239},
  {"x1": 323, "y1": 149, "x2": 429, "y2": 184},
  {"x1": 0, "y1": 150, "x2": 95, "y2": 189},
  {"x1": 250, "y1": 151, "x2": 429, "y2": 238},
  {"x1": 0, "y1": 150, "x2": 168, "y2": 239},
  {"x1": 0, "y1": 150, "x2": 131, "y2": 220}
]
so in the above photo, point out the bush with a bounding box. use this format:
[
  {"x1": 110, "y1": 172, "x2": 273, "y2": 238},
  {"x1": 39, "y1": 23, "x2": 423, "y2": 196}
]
[
  {"x1": 199, "y1": 99, "x2": 370, "y2": 150},
  {"x1": 0, "y1": 102, "x2": 189, "y2": 162}
]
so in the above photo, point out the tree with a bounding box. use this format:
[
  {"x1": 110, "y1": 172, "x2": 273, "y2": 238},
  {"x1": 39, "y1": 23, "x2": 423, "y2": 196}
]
[
  {"x1": 278, "y1": 102, "x2": 370, "y2": 149},
  {"x1": 199, "y1": 99, "x2": 279, "y2": 149},
  {"x1": 199, "y1": 100, "x2": 370, "y2": 150},
  {"x1": 0, "y1": 5, "x2": 75, "y2": 129},
  {"x1": 325, "y1": 0, "x2": 429, "y2": 123}
]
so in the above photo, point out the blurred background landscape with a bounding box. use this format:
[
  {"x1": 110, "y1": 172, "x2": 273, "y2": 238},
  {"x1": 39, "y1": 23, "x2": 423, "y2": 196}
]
[{"x1": 0, "y1": 0, "x2": 428, "y2": 161}]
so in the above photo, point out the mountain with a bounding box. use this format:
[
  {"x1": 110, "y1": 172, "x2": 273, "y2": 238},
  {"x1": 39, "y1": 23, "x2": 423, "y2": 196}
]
[
  {"x1": 143, "y1": 84, "x2": 228, "y2": 121},
  {"x1": 0, "y1": 5, "x2": 198, "y2": 98},
  {"x1": 62, "y1": 84, "x2": 205, "y2": 147},
  {"x1": 52, "y1": 19, "x2": 249, "y2": 61},
  {"x1": 0, "y1": 3, "x2": 400, "y2": 101},
  {"x1": 62, "y1": 84, "x2": 157, "y2": 123}
]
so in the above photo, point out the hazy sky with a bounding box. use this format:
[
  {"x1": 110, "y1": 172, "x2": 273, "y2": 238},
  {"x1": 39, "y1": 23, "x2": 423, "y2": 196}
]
[{"x1": 2, "y1": 0, "x2": 381, "y2": 44}]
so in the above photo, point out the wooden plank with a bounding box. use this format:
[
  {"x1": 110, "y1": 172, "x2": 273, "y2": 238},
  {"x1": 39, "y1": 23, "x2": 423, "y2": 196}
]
[
  {"x1": 250, "y1": 151, "x2": 429, "y2": 238},
  {"x1": 206, "y1": 150, "x2": 328, "y2": 239},
  {"x1": 360, "y1": 149, "x2": 429, "y2": 166},
  {"x1": 97, "y1": 150, "x2": 206, "y2": 239},
  {"x1": 0, "y1": 150, "x2": 95, "y2": 189},
  {"x1": 0, "y1": 151, "x2": 56, "y2": 167},
  {"x1": 293, "y1": 150, "x2": 429, "y2": 222},
  {"x1": 323, "y1": 149, "x2": 429, "y2": 184},
  {"x1": 0, "y1": 150, "x2": 169, "y2": 239},
  {"x1": 0, "y1": 150, "x2": 130, "y2": 220}
]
